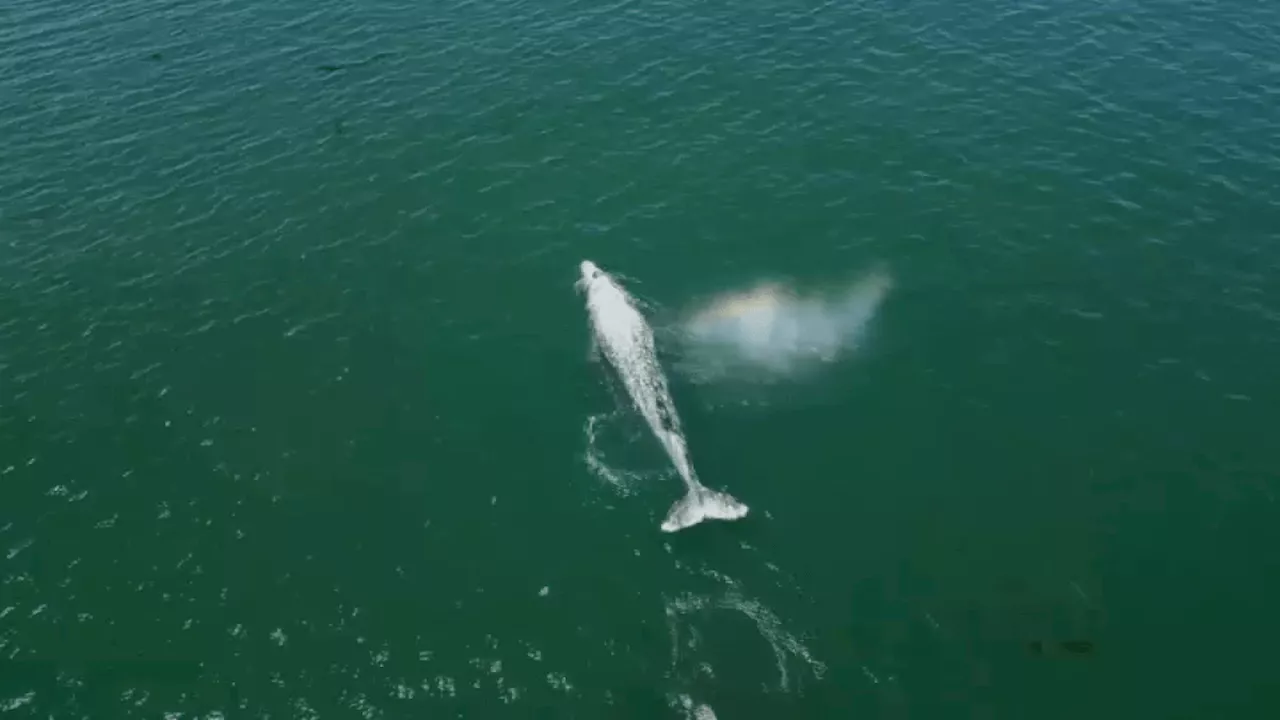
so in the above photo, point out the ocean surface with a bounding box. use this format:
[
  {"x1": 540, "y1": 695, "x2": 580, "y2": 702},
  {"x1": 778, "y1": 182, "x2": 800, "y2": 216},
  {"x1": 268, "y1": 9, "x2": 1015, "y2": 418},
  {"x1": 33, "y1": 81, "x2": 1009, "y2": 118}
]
[{"x1": 3, "y1": 0, "x2": 1279, "y2": 717}]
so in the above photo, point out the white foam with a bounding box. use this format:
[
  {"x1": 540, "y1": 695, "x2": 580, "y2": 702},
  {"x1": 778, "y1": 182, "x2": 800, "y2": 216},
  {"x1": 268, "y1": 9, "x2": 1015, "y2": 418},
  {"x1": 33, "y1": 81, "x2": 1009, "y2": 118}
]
[
  {"x1": 0, "y1": 692, "x2": 34, "y2": 712},
  {"x1": 676, "y1": 694, "x2": 719, "y2": 719},
  {"x1": 581, "y1": 411, "x2": 653, "y2": 497},
  {"x1": 546, "y1": 672, "x2": 573, "y2": 693},
  {"x1": 665, "y1": 589, "x2": 826, "y2": 693}
]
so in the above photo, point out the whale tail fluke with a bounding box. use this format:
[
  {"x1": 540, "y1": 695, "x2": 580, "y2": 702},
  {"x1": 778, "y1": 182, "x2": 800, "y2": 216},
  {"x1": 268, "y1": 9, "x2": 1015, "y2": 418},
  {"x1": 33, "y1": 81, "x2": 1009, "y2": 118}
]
[{"x1": 660, "y1": 486, "x2": 749, "y2": 532}]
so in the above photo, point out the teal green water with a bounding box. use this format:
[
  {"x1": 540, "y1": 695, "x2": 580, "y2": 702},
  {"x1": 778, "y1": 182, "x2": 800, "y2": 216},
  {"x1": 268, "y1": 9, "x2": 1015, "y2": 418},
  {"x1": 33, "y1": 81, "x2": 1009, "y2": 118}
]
[{"x1": 3, "y1": 0, "x2": 1280, "y2": 716}]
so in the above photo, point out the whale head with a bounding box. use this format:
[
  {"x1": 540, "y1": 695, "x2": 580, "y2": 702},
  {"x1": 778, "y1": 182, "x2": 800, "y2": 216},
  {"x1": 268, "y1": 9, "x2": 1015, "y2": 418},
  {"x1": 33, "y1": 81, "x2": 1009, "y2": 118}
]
[{"x1": 579, "y1": 260, "x2": 603, "y2": 287}]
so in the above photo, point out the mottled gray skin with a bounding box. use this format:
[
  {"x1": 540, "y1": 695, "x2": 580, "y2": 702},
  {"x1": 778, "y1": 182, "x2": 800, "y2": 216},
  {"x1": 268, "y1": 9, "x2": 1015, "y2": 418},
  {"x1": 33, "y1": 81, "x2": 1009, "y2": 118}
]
[{"x1": 579, "y1": 260, "x2": 748, "y2": 532}]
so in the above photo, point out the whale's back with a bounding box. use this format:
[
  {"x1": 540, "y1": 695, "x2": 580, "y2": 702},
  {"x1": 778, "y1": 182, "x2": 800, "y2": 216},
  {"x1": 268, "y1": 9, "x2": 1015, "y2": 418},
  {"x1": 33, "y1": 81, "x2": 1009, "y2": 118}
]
[{"x1": 587, "y1": 278, "x2": 649, "y2": 353}]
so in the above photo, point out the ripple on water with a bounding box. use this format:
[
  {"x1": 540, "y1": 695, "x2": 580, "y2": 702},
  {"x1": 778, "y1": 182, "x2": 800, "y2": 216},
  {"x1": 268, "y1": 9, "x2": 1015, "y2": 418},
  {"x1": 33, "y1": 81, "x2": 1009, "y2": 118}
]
[
  {"x1": 665, "y1": 588, "x2": 827, "y2": 695},
  {"x1": 582, "y1": 410, "x2": 669, "y2": 498}
]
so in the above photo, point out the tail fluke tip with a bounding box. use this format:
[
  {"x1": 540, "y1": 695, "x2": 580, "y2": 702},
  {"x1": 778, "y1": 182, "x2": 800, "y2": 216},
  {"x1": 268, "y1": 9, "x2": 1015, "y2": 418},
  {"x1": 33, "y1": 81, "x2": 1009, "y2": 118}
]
[{"x1": 660, "y1": 487, "x2": 749, "y2": 532}]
